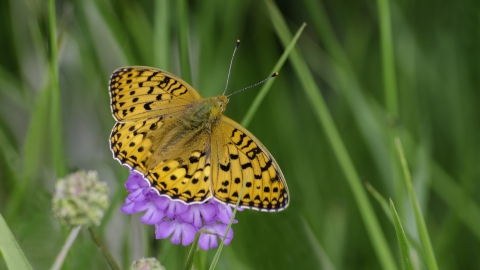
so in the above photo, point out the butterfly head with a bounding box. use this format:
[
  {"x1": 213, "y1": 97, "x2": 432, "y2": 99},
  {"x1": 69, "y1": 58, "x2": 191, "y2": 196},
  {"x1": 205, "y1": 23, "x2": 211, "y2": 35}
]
[{"x1": 215, "y1": 95, "x2": 229, "y2": 113}]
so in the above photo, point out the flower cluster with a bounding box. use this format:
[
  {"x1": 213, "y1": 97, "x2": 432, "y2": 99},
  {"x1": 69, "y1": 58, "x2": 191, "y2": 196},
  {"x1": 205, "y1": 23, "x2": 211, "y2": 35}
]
[
  {"x1": 52, "y1": 170, "x2": 109, "y2": 227},
  {"x1": 131, "y1": 257, "x2": 165, "y2": 270},
  {"x1": 121, "y1": 171, "x2": 241, "y2": 250}
]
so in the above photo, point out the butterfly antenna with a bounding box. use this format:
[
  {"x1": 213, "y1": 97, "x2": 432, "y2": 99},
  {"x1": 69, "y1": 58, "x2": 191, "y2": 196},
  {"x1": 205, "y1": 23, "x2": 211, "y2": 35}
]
[
  {"x1": 226, "y1": 72, "x2": 278, "y2": 97},
  {"x1": 223, "y1": 40, "x2": 241, "y2": 96}
]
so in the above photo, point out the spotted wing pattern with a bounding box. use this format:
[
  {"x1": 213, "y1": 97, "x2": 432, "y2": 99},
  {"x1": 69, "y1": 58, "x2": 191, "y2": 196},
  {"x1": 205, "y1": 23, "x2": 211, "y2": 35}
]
[
  {"x1": 110, "y1": 118, "x2": 213, "y2": 203},
  {"x1": 109, "y1": 67, "x2": 212, "y2": 203},
  {"x1": 211, "y1": 116, "x2": 289, "y2": 212},
  {"x1": 109, "y1": 67, "x2": 201, "y2": 122}
]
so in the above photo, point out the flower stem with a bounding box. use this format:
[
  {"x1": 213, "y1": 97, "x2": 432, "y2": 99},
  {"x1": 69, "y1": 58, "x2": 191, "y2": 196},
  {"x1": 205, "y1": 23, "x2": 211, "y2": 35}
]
[
  {"x1": 88, "y1": 227, "x2": 120, "y2": 270},
  {"x1": 209, "y1": 174, "x2": 248, "y2": 270},
  {"x1": 50, "y1": 225, "x2": 81, "y2": 270},
  {"x1": 184, "y1": 233, "x2": 200, "y2": 270}
]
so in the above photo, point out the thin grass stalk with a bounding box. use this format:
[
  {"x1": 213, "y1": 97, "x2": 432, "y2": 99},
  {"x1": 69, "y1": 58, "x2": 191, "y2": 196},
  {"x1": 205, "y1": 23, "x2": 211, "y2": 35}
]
[
  {"x1": 154, "y1": 0, "x2": 171, "y2": 70},
  {"x1": 389, "y1": 200, "x2": 415, "y2": 270},
  {"x1": 209, "y1": 174, "x2": 248, "y2": 270},
  {"x1": 48, "y1": 0, "x2": 66, "y2": 177},
  {"x1": 88, "y1": 227, "x2": 121, "y2": 270},
  {"x1": 50, "y1": 226, "x2": 81, "y2": 270},
  {"x1": 365, "y1": 182, "x2": 424, "y2": 255},
  {"x1": 183, "y1": 233, "x2": 200, "y2": 270},
  {"x1": 241, "y1": 23, "x2": 306, "y2": 128},
  {"x1": 395, "y1": 138, "x2": 438, "y2": 270},
  {"x1": 376, "y1": 0, "x2": 399, "y2": 118},
  {"x1": 177, "y1": 0, "x2": 192, "y2": 83},
  {"x1": 375, "y1": 0, "x2": 404, "y2": 216}
]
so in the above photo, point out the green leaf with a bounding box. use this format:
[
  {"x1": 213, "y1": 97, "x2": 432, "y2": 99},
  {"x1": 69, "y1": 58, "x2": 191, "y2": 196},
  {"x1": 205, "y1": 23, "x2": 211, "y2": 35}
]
[
  {"x1": 389, "y1": 199, "x2": 415, "y2": 270},
  {"x1": 395, "y1": 138, "x2": 438, "y2": 270},
  {"x1": 0, "y1": 213, "x2": 33, "y2": 270}
]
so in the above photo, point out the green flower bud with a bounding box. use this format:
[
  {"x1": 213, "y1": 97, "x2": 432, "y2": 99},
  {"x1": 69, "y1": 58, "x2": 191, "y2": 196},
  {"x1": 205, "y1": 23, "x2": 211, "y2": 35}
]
[
  {"x1": 52, "y1": 170, "x2": 109, "y2": 227},
  {"x1": 131, "y1": 257, "x2": 165, "y2": 270}
]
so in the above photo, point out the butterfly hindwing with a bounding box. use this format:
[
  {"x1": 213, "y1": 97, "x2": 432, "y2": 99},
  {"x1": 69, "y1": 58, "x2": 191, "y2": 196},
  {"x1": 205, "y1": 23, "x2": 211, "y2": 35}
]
[
  {"x1": 146, "y1": 150, "x2": 212, "y2": 203},
  {"x1": 109, "y1": 66, "x2": 201, "y2": 121},
  {"x1": 110, "y1": 113, "x2": 213, "y2": 203},
  {"x1": 211, "y1": 116, "x2": 289, "y2": 212}
]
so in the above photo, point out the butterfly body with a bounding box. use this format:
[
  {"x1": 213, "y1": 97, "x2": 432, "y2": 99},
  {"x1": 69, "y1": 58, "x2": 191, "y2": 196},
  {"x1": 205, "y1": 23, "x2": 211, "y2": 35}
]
[
  {"x1": 181, "y1": 96, "x2": 227, "y2": 132},
  {"x1": 110, "y1": 66, "x2": 289, "y2": 212}
]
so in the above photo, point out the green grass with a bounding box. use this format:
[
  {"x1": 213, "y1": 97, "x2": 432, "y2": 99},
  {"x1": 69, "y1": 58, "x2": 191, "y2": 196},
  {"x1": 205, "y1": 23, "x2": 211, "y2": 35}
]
[{"x1": 0, "y1": 0, "x2": 479, "y2": 269}]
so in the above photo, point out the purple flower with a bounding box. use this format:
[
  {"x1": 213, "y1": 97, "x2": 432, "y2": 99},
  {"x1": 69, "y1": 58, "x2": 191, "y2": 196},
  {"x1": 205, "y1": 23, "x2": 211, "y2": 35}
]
[
  {"x1": 180, "y1": 203, "x2": 217, "y2": 228},
  {"x1": 120, "y1": 171, "x2": 240, "y2": 250},
  {"x1": 198, "y1": 222, "x2": 234, "y2": 250},
  {"x1": 156, "y1": 218, "x2": 197, "y2": 246}
]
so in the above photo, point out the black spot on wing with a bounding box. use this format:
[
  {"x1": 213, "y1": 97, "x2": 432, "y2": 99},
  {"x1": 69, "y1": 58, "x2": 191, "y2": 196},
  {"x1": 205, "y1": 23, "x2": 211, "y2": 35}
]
[{"x1": 220, "y1": 162, "x2": 230, "y2": 172}]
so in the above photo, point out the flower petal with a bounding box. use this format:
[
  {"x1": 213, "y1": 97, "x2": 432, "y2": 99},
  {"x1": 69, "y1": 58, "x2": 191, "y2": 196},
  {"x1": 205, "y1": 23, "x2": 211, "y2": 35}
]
[
  {"x1": 155, "y1": 220, "x2": 175, "y2": 239},
  {"x1": 164, "y1": 200, "x2": 189, "y2": 218},
  {"x1": 198, "y1": 223, "x2": 234, "y2": 250},
  {"x1": 180, "y1": 203, "x2": 217, "y2": 228},
  {"x1": 120, "y1": 199, "x2": 137, "y2": 214},
  {"x1": 180, "y1": 222, "x2": 197, "y2": 246},
  {"x1": 125, "y1": 171, "x2": 149, "y2": 192},
  {"x1": 213, "y1": 201, "x2": 238, "y2": 224},
  {"x1": 140, "y1": 202, "x2": 165, "y2": 224},
  {"x1": 199, "y1": 234, "x2": 217, "y2": 250},
  {"x1": 156, "y1": 219, "x2": 197, "y2": 245},
  {"x1": 152, "y1": 196, "x2": 171, "y2": 211}
]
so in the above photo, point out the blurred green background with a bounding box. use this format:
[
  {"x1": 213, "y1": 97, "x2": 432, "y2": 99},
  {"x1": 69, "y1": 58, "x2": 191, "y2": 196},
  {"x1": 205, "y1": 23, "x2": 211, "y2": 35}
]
[{"x1": 0, "y1": 0, "x2": 479, "y2": 269}]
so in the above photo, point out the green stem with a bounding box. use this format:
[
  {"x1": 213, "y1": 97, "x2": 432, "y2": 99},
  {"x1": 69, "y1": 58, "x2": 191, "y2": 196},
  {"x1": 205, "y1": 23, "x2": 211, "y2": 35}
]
[
  {"x1": 88, "y1": 227, "x2": 120, "y2": 270},
  {"x1": 389, "y1": 200, "x2": 415, "y2": 270},
  {"x1": 376, "y1": 0, "x2": 403, "y2": 217},
  {"x1": 209, "y1": 174, "x2": 248, "y2": 270},
  {"x1": 184, "y1": 233, "x2": 200, "y2": 270},
  {"x1": 154, "y1": 0, "x2": 171, "y2": 70},
  {"x1": 241, "y1": 23, "x2": 306, "y2": 128},
  {"x1": 376, "y1": 0, "x2": 398, "y2": 119},
  {"x1": 395, "y1": 138, "x2": 438, "y2": 270},
  {"x1": 50, "y1": 226, "x2": 81, "y2": 270},
  {"x1": 177, "y1": 0, "x2": 192, "y2": 83},
  {"x1": 48, "y1": 0, "x2": 66, "y2": 178}
]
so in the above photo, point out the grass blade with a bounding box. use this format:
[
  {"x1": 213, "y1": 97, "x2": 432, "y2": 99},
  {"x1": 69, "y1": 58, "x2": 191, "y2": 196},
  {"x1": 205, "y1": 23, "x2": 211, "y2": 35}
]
[
  {"x1": 154, "y1": 0, "x2": 171, "y2": 70},
  {"x1": 389, "y1": 199, "x2": 415, "y2": 270},
  {"x1": 0, "y1": 213, "x2": 33, "y2": 270},
  {"x1": 183, "y1": 233, "x2": 200, "y2": 270},
  {"x1": 50, "y1": 226, "x2": 82, "y2": 270},
  {"x1": 209, "y1": 174, "x2": 248, "y2": 270},
  {"x1": 48, "y1": 0, "x2": 66, "y2": 177},
  {"x1": 376, "y1": 0, "x2": 398, "y2": 118},
  {"x1": 395, "y1": 138, "x2": 438, "y2": 270},
  {"x1": 241, "y1": 23, "x2": 306, "y2": 128},
  {"x1": 177, "y1": 0, "x2": 192, "y2": 83},
  {"x1": 365, "y1": 182, "x2": 424, "y2": 256}
]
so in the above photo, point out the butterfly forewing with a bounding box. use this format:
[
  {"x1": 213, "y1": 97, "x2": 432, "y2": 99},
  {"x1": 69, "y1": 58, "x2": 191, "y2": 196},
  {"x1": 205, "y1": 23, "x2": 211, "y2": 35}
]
[
  {"x1": 211, "y1": 116, "x2": 289, "y2": 212},
  {"x1": 109, "y1": 67, "x2": 201, "y2": 122}
]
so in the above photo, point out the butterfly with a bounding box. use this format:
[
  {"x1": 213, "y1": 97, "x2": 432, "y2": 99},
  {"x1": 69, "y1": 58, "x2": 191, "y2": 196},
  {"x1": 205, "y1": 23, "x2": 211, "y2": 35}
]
[{"x1": 109, "y1": 66, "x2": 289, "y2": 212}]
